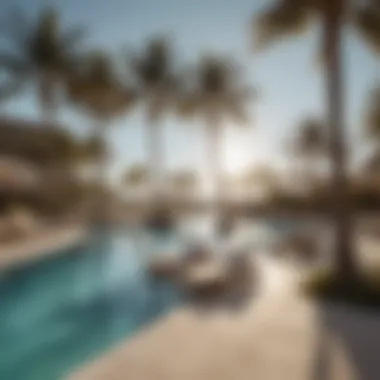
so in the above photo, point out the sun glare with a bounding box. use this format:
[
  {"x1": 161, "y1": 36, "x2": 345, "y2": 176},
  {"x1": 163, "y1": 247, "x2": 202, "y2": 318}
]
[{"x1": 224, "y1": 140, "x2": 250, "y2": 174}]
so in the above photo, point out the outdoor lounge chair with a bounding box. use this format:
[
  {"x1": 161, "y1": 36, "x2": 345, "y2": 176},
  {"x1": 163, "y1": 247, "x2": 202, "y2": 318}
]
[
  {"x1": 147, "y1": 255, "x2": 180, "y2": 280},
  {"x1": 180, "y1": 258, "x2": 230, "y2": 297},
  {"x1": 182, "y1": 243, "x2": 211, "y2": 267}
]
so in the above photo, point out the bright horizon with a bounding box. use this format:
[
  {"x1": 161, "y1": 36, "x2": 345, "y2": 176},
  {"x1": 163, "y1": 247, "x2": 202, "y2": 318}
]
[{"x1": 0, "y1": 0, "x2": 379, "y2": 183}]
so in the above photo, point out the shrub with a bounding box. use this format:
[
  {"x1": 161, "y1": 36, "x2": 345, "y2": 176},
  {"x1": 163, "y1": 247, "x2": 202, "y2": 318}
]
[{"x1": 304, "y1": 268, "x2": 380, "y2": 310}]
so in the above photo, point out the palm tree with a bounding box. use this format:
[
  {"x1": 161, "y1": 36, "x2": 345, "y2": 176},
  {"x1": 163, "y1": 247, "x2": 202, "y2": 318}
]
[
  {"x1": 130, "y1": 37, "x2": 178, "y2": 201},
  {"x1": 179, "y1": 55, "x2": 252, "y2": 211},
  {"x1": 0, "y1": 7, "x2": 84, "y2": 124},
  {"x1": 244, "y1": 164, "x2": 279, "y2": 200},
  {"x1": 123, "y1": 164, "x2": 149, "y2": 194},
  {"x1": 74, "y1": 135, "x2": 107, "y2": 166},
  {"x1": 170, "y1": 169, "x2": 198, "y2": 198},
  {"x1": 253, "y1": 0, "x2": 380, "y2": 279},
  {"x1": 291, "y1": 117, "x2": 326, "y2": 191},
  {"x1": 67, "y1": 52, "x2": 135, "y2": 186}
]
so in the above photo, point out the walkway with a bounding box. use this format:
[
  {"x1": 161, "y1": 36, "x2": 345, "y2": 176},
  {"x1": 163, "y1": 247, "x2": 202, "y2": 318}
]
[
  {"x1": 0, "y1": 225, "x2": 87, "y2": 270},
  {"x1": 68, "y1": 255, "x2": 380, "y2": 380}
]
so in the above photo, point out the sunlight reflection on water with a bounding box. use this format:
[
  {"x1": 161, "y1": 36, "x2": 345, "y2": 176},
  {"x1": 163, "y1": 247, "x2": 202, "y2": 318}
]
[{"x1": 0, "y1": 215, "x2": 324, "y2": 380}]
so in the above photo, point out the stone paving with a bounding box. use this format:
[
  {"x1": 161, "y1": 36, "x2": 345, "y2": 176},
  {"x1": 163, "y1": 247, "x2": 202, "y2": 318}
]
[{"x1": 68, "y1": 255, "x2": 379, "y2": 380}]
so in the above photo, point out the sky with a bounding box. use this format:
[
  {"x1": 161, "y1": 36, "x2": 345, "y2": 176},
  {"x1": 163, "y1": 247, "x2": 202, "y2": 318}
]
[{"x1": 1, "y1": 0, "x2": 379, "y2": 183}]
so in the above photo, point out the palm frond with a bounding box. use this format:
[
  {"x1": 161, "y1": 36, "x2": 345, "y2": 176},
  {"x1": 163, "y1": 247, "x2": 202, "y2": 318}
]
[
  {"x1": 74, "y1": 84, "x2": 136, "y2": 120},
  {"x1": 198, "y1": 56, "x2": 233, "y2": 95},
  {"x1": 293, "y1": 117, "x2": 327, "y2": 157},
  {"x1": 353, "y1": 3, "x2": 380, "y2": 54},
  {"x1": 132, "y1": 37, "x2": 174, "y2": 91},
  {"x1": 0, "y1": 6, "x2": 87, "y2": 110},
  {"x1": 68, "y1": 51, "x2": 136, "y2": 120},
  {"x1": 30, "y1": 8, "x2": 62, "y2": 70},
  {"x1": 60, "y1": 26, "x2": 85, "y2": 51},
  {"x1": 59, "y1": 26, "x2": 86, "y2": 72},
  {"x1": 36, "y1": 7, "x2": 59, "y2": 38},
  {"x1": 130, "y1": 37, "x2": 179, "y2": 122},
  {"x1": 253, "y1": 0, "x2": 312, "y2": 50},
  {"x1": 182, "y1": 55, "x2": 254, "y2": 127}
]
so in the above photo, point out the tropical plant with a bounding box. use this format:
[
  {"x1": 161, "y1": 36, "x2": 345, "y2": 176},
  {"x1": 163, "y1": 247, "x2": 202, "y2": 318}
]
[
  {"x1": 74, "y1": 135, "x2": 107, "y2": 165},
  {"x1": 0, "y1": 117, "x2": 95, "y2": 167},
  {"x1": 244, "y1": 164, "x2": 279, "y2": 196},
  {"x1": 291, "y1": 117, "x2": 327, "y2": 189},
  {"x1": 68, "y1": 52, "x2": 135, "y2": 220},
  {"x1": 130, "y1": 37, "x2": 178, "y2": 200},
  {"x1": 252, "y1": 0, "x2": 380, "y2": 279},
  {"x1": 179, "y1": 55, "x2": 253, "y2": 207},
  {"x1": 67, "y1": 51, "x2": 135, "y2": 184},
  {"x1": 123, "y1": 164, "x2": 149, "y2": 190},
  {"x1": 0, "y1": 7, "x2": 84, "y2": 123}
]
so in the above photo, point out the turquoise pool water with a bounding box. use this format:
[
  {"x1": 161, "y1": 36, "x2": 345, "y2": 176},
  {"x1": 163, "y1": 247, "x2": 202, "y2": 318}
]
[
  {"x1": 0, "y1": 228, "x2": 182, "y2": 380},
  {"x1": 0, "y1": 217, "x2": 316, "y2": 380}
]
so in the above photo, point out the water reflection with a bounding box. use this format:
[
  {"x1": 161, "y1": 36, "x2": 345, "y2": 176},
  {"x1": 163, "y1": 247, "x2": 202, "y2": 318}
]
[
  {"x1": 0, "y1": 228, "x2": 181, "y2": 380},
  {"x1": 0, "y1": 215, "x2": 325, "y2": 380}
]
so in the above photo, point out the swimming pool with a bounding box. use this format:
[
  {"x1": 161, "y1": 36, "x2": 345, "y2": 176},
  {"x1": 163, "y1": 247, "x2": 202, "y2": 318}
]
[
  {"x1": 0, "y1": 216, "x2": 315, "y2": 380},
  {"x1": 0, "y1": 228, "x2": 182, "y2": 380}
]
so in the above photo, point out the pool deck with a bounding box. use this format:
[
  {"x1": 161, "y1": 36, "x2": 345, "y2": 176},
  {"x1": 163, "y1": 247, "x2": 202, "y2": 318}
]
[
  {"x1": 0, "y1": 224, "x2": 88, "y2": 271},
  {"x1": 68, "y1": 255, "x2": 380, "y2": 380}
]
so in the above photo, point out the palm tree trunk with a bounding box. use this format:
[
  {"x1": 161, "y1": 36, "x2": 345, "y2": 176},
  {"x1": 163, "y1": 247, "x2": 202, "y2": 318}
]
[
  {"x1": 208, "y1": 124, "x2": 220, "y2": 202},
  {"x1": 39, "y1": 73, "x2": 56, "y2": 126},
  {"x1": 206, "y1": 115, "x2": 221, "y2": 232},
  {"x1": 147, "y1": 119, "x2": 163, "y2": 206},
  {"x1": 301, "y1": 154, "x2": 311, "y2": 192},
  {"x1": 324, "y1": 5, "x2": 356, "y2": 279}
]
